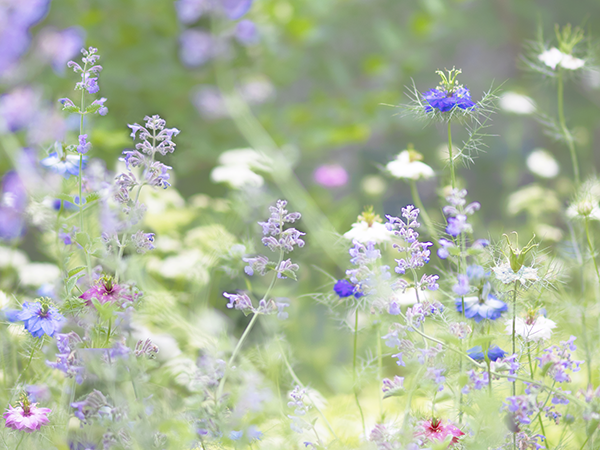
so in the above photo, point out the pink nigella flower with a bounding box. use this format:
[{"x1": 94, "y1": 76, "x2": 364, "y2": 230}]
[
  {"x1": 417, "y1": 418, "x2": 464, "y2": 446},
  {"x1": 79, "y1": 276, "x2": 135, "y2": 307},
  {"x1": 313, "y1": 164, "x2": 349, "y2": 187},
  {"x1": 4, "y1": 401, "x2": 51, "y2": 432}
]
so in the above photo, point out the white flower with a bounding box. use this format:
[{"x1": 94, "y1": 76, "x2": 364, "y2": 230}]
[
  {"x1": 506, "y1": 316, "x2": 556, "y2": 342},
  {"x1": 393, "y1": 287, "x2": 430, "y2": 306},
  {"x1": 538, "y1": 47, "x2": 565, "y2": 69},
  {"x1": 499, "y1": 92, "x2": 536, "y2": 115},
  {"x1": 538, "y1": 47, "x2": 585, "y2": 70},
  {"x1": 566, "y1": 201, "x2": 600, "y2": 221},
  {"x1": 210, "y1": 165, "x2": 264, "y2": 188},
  {"x1": 18, "y1": 263, "x2": 60, "y2": 287},
  {"x1": 343, "y1": 221, "x2": 392, "y2": 244},
  {"x1": 0, "y1": 246, "x2": 29, "y2": 268},
  {"x1": 526, "y1": 149, "x2": 559, "y2": 178},
  {"x1": 386, "y1": 150, "x2": 434, "y2": 180},
  {"x1": 492, "y1": 263, "x2": 538, "y2": 285},
  {"x1": 560, "y1": 53, "x2": 585, "y2": 70},
  {"x1": 217, "y1": 148, "x2": 271, "y2": 171}
]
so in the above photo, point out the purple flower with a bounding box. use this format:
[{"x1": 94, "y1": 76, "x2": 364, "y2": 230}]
[
  {"x1": 179, "y1": 29, "x2": 214, "y2": 67},
  {"x1": 37, "y1": 27, "x2": 84, "y2": 73},
  {"x1": 446, "y1": 214, "x2": 470, "y2": 236},
  {"x1": 0, "y1": 86, "x2": 40, "y2": 132},
  {"x1": 3, "y1": 401, "x2": 51, "y2": 433},
  {"x1": 46, "y1": 332, "x2": 85, "y2": 384},
  {"x1": 235, "y1": 19, "x2": 259, "y2": 45},
  {"x1": 131, "y1": 230, "x2": 155, "y2": 253},
  {"x1": 77, "y1": 134, "x2": 91, "y2": 154},
  {"x1": 422, "y1": 85, "x2": 475, "y2": 113},
  {"x1": 536, "y1": 336, "x2": 584, "y2": 383},
  {"x1": 453, "y1": 274, "x2": 470, "y2": 296},
  {"x1": 91, "y1": 97, "x2": 108, "y2": 116},
  {"x1": 333, "y1": 279, "x2": 362, "y2": 298},
  {"x1": 223, "y1": 291, "x2": 254, "y2": 312},
  {"x1": 313, "y1": 164, "x2": 349, "y2": 187},
  {"x1": 79, "y1": 277, "x2": 136, "y2": 307},
  {"x1": 222, "y1": 0, "x2": 253, "y2": 20},
  {"x1": 456, "y1": 292, "x2": 507, "y2": 323},
  {"x1": 0, "y1": 171, "x2": 27, "y2": 241},
  {"x1": 382, "y1": 376, "x2": 404, "y2": 393},
  {"x1": 437, "y1": 238, "x2": 455, "y2": 259},
  {"x1": 467, "y1": 345, "x2": 506, "y2": 362},
  {"x1": 6, "y1": 301, "x2": 65, "y2": 338},
  {"x1": 175, "y1": 0, "x2": 210, "y2": 24}
]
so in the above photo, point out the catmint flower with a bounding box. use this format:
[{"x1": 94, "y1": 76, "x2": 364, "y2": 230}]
[
  {"x1": 25, "y1": 385, "x2": 51, "y2": 403},
  {"x1": 91, "y1": 97, "x2": 108, "y2": 116},
  {"x1": 416, "y1": 418, "x2": 464, "y2": 445},
  {"x1": 70, "y1": 47, "x2": 103, "y2": 95},
  {"x1": 467, "y1": 345, "x2": 506, "y2": 362},
  {"x1": 507, "y1": 315, "x2": 556, "y2": 342},
  {"x1": 77, "y1": 134, "x2": 91, "y2": 154},
  {"x1": 258, "y1": 200, "x2": 305, "y2": 253},
  {"x1": 386, "y1": 147, "x2": 435, "y2": 180},
  {"x1": 235, "y1": 19, "x2": 259, "y2": 45},
  {"x1": 313, "y1": 164, "x2": 349, "y2": 187},
  {"x1": 5, "y1": 299, "x2": 65, "y2": 338},
  {"x1": 4, "y1": 398, "x2": 51, "y2": 433},
  {"x1": 462, "y1": 370, "x2": 489, "y2": 394},
  {"x1": 449, "y1": 322, "x2": 471, "y2": 339},
  {"x1": 131, "y1": 230, "x2": 155, "y2": 253},
  {"x1": 382, "y1": 376, "x2": 404, "y2": 395},
  {"x1": 179, "y1": 29, "x2": 214, "y2": 67},
  {"x1": 425, "y1": 367, "x2": 446, "y2": 391},
  {"x1": 46, "y1": 331, "x2": 85, "y2": 384},
  {"x1": 145, "y1": 161, "x2": 172, "y2": 189},
  {"x1": 503, "y1": 394, "x2": 536, "y2": 425},
  {"x1": 71, "y1": 390, "x2": 109, "y2": 424},
  {"x1": 287, "y1": 386, "x2": 311, "y2": 433},
  {"x1": 242, "y1": 255, "x2": 269, "y2": 276},
  {"x1": 536, "y1": 336, "x2": 583, "y2": 383},
  {"x1": 452, "y1": 274, "x2": 470, "y2": 296},
  {"x1": 40, "y1": 151, "x2": 87, "y2": 179},
  {"x1": 0, "y1": 170, "x2": 27, "y2": 241},
  {"x1": 58, "y1": 226, "x2": 78, "y2": 245},
  {"x1": 437, "y1": 238, "x2": 455, "y2": 259},
  {"x1": 128, "y1": 115, "x2": 180, "y2": 156},
  {"x1": 134, "y1": 338, "x2": 159, "y2": 358},
  {"x1": 223, "y1": 291, "x2": 254, "y2": 313},
  {"x1": 222, "y1": 0, "x2": 253, "y2": 20},
  {"x1": 422, "y1": 68, "x2": 475, "y2": 114}
]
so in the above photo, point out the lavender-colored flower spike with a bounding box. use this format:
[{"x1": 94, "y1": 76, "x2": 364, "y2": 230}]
[{"x1": 222, "y1": 0, "x2": 253, "y2": 20}]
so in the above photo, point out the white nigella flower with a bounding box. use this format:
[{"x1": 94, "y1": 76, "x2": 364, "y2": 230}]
[
  {"x1": 526, "y1": 149, "x2": 559, "y2": 178},
  {"x1": 18, "y1": 263, "x2": 61, "y2": 287},
  {"x1": 499, "y1": 92, "x2": 536, "y2": 115},
  {"x1": 566, "y1": 200, "x2": 600, "y2": 221},
  {"x1": 492, "y1": 263, "x2": 538, "y2": 285},
  {"x1": 506, "y1": 316, "x2": 556, "y2": 342},
  {"x1": 386, "y1": 149, "x2": 434, "y2": 181},
  {"x1": 343, "y1": 208, "x2": 392, "y2": 244},
  {"x1": 210, "y1": 148, "x2": 271, "y2": 189},
  {"x1": 538, "y1": 47, "x2": 585, "y2": 71}
]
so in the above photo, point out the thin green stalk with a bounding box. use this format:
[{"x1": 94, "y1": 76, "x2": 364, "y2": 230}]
[
  {"x1": 277, "y1": 338, "x2": 339, "y2": 440},
  {"x1": 376, "y1": 322, "x2": 383, "y2": 421},
  {"x1": 409, "y1": 180, "x2": 437, "y2": 241},
  {"x1": 14, "y1": 434, "x2": 25, "y2": 450},
  {"x1": 557, "y1": 68, "x2": 580, "y2": 186},
  {"x1": 447, "y1": 122, "x2": 456, "y2": 189},
  {"x1": 584, "y1": 217, "x2": 600, "y2": 285},
  {"x1": 512, "y1": 282, "x2": 518, "y2": 399},
  {"x1": 353, "y1": 307, "x2": 366, "y2": 437},
  {"x1": 579, "y1": 430, "x2": 594, "y2": 450}
]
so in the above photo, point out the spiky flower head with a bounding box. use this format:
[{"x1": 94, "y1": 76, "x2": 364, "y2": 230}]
[
  {"x1": 4, "y1": 394, "x2": 51, "y2": 433},
  {"x1": 6, "y1": 298, "x2": 65, "y2": 338}
]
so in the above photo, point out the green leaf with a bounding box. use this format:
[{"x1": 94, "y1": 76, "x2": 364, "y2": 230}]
[
  {"x1": 76, "y1": 232, "x2": 91, "y2": 248},
  {"x1": 280, "y1": 269, "x2": 298, "y2": 281},
  {"x1": 85, "y1": 192, "x2": 102, "y2": 203},
  {"x1": 65, "y1": 273, "x2": 84, "y2": 294},
  {"x1": 382, "y1": 386, "x2": 405, "y2": 399},
  {"x1": 67, "y1": 266, "x2": 86, "y2": 278}
]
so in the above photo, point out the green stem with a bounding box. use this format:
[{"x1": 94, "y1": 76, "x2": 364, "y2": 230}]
[
  {"x1": 512, "y1": 282, "x2": 518, "y2": 399},
  {"x1": 277, "y1": 338, "x2": 339, "y2": 440},
  {"x1": 579, "y1": 430, "x2": 594, "y2": 450},
  {"x1": 409, "y1": 180, "x2": 437, "y2": 241},
  {"x1": 376, "y1": 322, "x2": 383, "y2": 421},
  {"x1": 14, "y1": 434, "x2": 25, "y2": 450},
  {"x1": 447, "y1": 122, "x2": 456, "y2": 189},
  {"x1": 584, "y1": 217, "x2": 600, "y2": 285},
  {"x1": 557, "y1": 68, "x2": 580, "y2": 186},
  {"x1": 353, "y1": 307, "x2": 366, "y2": 437}
]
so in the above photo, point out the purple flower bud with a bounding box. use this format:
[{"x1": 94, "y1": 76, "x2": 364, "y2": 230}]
[{"x1": 77, "y1": 134, "x2": 91, "y2": 154}]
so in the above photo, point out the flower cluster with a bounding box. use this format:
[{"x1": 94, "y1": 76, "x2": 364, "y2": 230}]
[
  {"x1": 46, "y1": 331, "x2": 86, "y2": 384},
  {"x1": 537, "y1": 336, "x2": 583, "y2": 383},
  {"x1": 386, "y1": 205, "x2": 438, "y2": 291},
  {"x1": 287, "y1": 386, "x2": 312, "y2": 434},
  {"x1": 243, "y1": 199, "x2": 304, "y2": 280}
]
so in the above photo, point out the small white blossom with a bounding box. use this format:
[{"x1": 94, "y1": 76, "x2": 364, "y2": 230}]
[
  {"x1": 526, "y1": 149, "x2": 559, "y2": 179},
  {"x1": 506, "y1": 316, "x2": 556, "y2": 342},
  {"x1": 386, "y1": 150, "x2": 434, "y2": 180},
  {"x1": 539, "y1": 47, "x2": 585, "y2": 70},
  {"x1": 499, "y1": 92, "x2": 536, "y2": 115},
  {"x1": 492, "y1": 263, "x2": 538, "y2": 285},
  {"x1": 343, "y1": 221, "x2": 392, "y2": 244},
  {"x1": 18, "y1": 263, "x2": 61, "y2": 286},
  {"x1": 210, "y1": 165, "x2": 264, "y2": 188},
  {"x1": 566, "y1": 201, "x2": 600, "y2": 221}
]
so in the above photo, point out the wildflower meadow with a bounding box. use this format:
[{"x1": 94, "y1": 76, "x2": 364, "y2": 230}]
[{"x1": 2, "y1": 1, "x2": 600, "y2": 449}]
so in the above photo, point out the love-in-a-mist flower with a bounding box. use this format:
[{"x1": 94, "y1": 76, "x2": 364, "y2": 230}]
[
  {"x1": 416, "y1": 418, "x2": 464, "y2": 446},
  {"x1": 507, "y1": 314, "x2": 556, "y2": 342},
  {"x1": 456, "y1": 282, "x2": 507, "y2": 323},
  {"x1": 499, "y1": 92, "x2": 536, "y2": 115},
  {"x1": 527, "y1": 149, "x2": 559, "y2": 179},
  {"x1": 386, "y1": 147, "x2": 434, "y2": 180},
  {"x1": 343, "y1": 207, "x2": 392, "y2": 244},
  {"x1": 41, "y1": 150, "x2": 87, "y2": 179},
  {"x1": 4, "y1": 396, "x2": 51, "y2": 433},
  {"x1": 422, "y1": 68, "x2": 475, "y2": 113},
  {"x1": 333, "y1": 279, "x2": 363, "y2": 299},
  {"x1": 79, "y1": 276, "x2": 137, "y2": 307},
  {"x1": 467, "y1": 345, "x2": 506, "y2": 362},
  {"x1": 538, "y1": 25, "x2": 586, "y2": 71},
  {"x1": 5, "y1": 298, "x2": 65, "y2": 338}
]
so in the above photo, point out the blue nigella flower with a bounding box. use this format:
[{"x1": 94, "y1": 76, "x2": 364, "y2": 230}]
[
  {"x1": 456, "y1": 288, "x2": 508, "y2": 323},
  {"x1": 423, "y1": 86, "x2": 475, "y2": 113},
  {"x1": 333, "y1": 279, "x2": 363, "y2": 298},
  {"x1": 5, "y1": 301, "x2": 65, "y2": 338},
  {"x1": 40, "y1": 152, "x2": 87, "y2": 179},
  {"x1": 468, "y1": 345, "x2": 507, "y2": 362}
]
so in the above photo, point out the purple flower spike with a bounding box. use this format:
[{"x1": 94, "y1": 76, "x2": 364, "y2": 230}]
[
  {"x1": 236, "y1": 19, "x2": 259, "y2": 45},
  {"x1": 77, "y1": 134, "x2": 91, "y2": 154},
  {"x1": 222, "y1": 0, "x2": 253, "y2": 20}
]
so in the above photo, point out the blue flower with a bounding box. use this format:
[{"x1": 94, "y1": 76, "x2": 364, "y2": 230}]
[
  {"x1": 40, "y1": 152, "x2": 87, "y2": 179},
  {"x1": 456, "y1": 293, "x2": 508, "y2": 323},
  {"x1": 333, "y1": 279, "x2": 363, "y2": 298},
  {"x1": 468, "y1": 345, "x2": 506, "y2": 362},
  {"x1": 423, "y1": 86, "x2": 475, "y2": 113},
  {"x1": 5, "y1": 301, "x2": 65, "y2": 338}
]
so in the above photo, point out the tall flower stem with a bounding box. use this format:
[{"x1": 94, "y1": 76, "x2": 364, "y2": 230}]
[
  {"x1": 447, "y1": 122, "x2": 456, "y2": 189},
  {"x1": 78, "y1": 64, "x2": 86, "y2": 235},
  {"x1": 353, "y1": 307, "x2": 366, "y2": 437},
  {"x1": 409, "y1": 180, "x2": 437, "y2": 241},
  {"x1": 557, "y1": 68, "x2": 580, "y2": 186},
  {"x1": 376, "y1": 322, "x2": 384, "y2": 421},
  {"x1": 584, "y1": 217, "x2": 600, "y2": 285},
  {"x1": 14, "y1": 434, "x2": 25, "y2": 450},
  {"x1": 511, "y1": 281, "x2": 518, "y2": 398}
]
